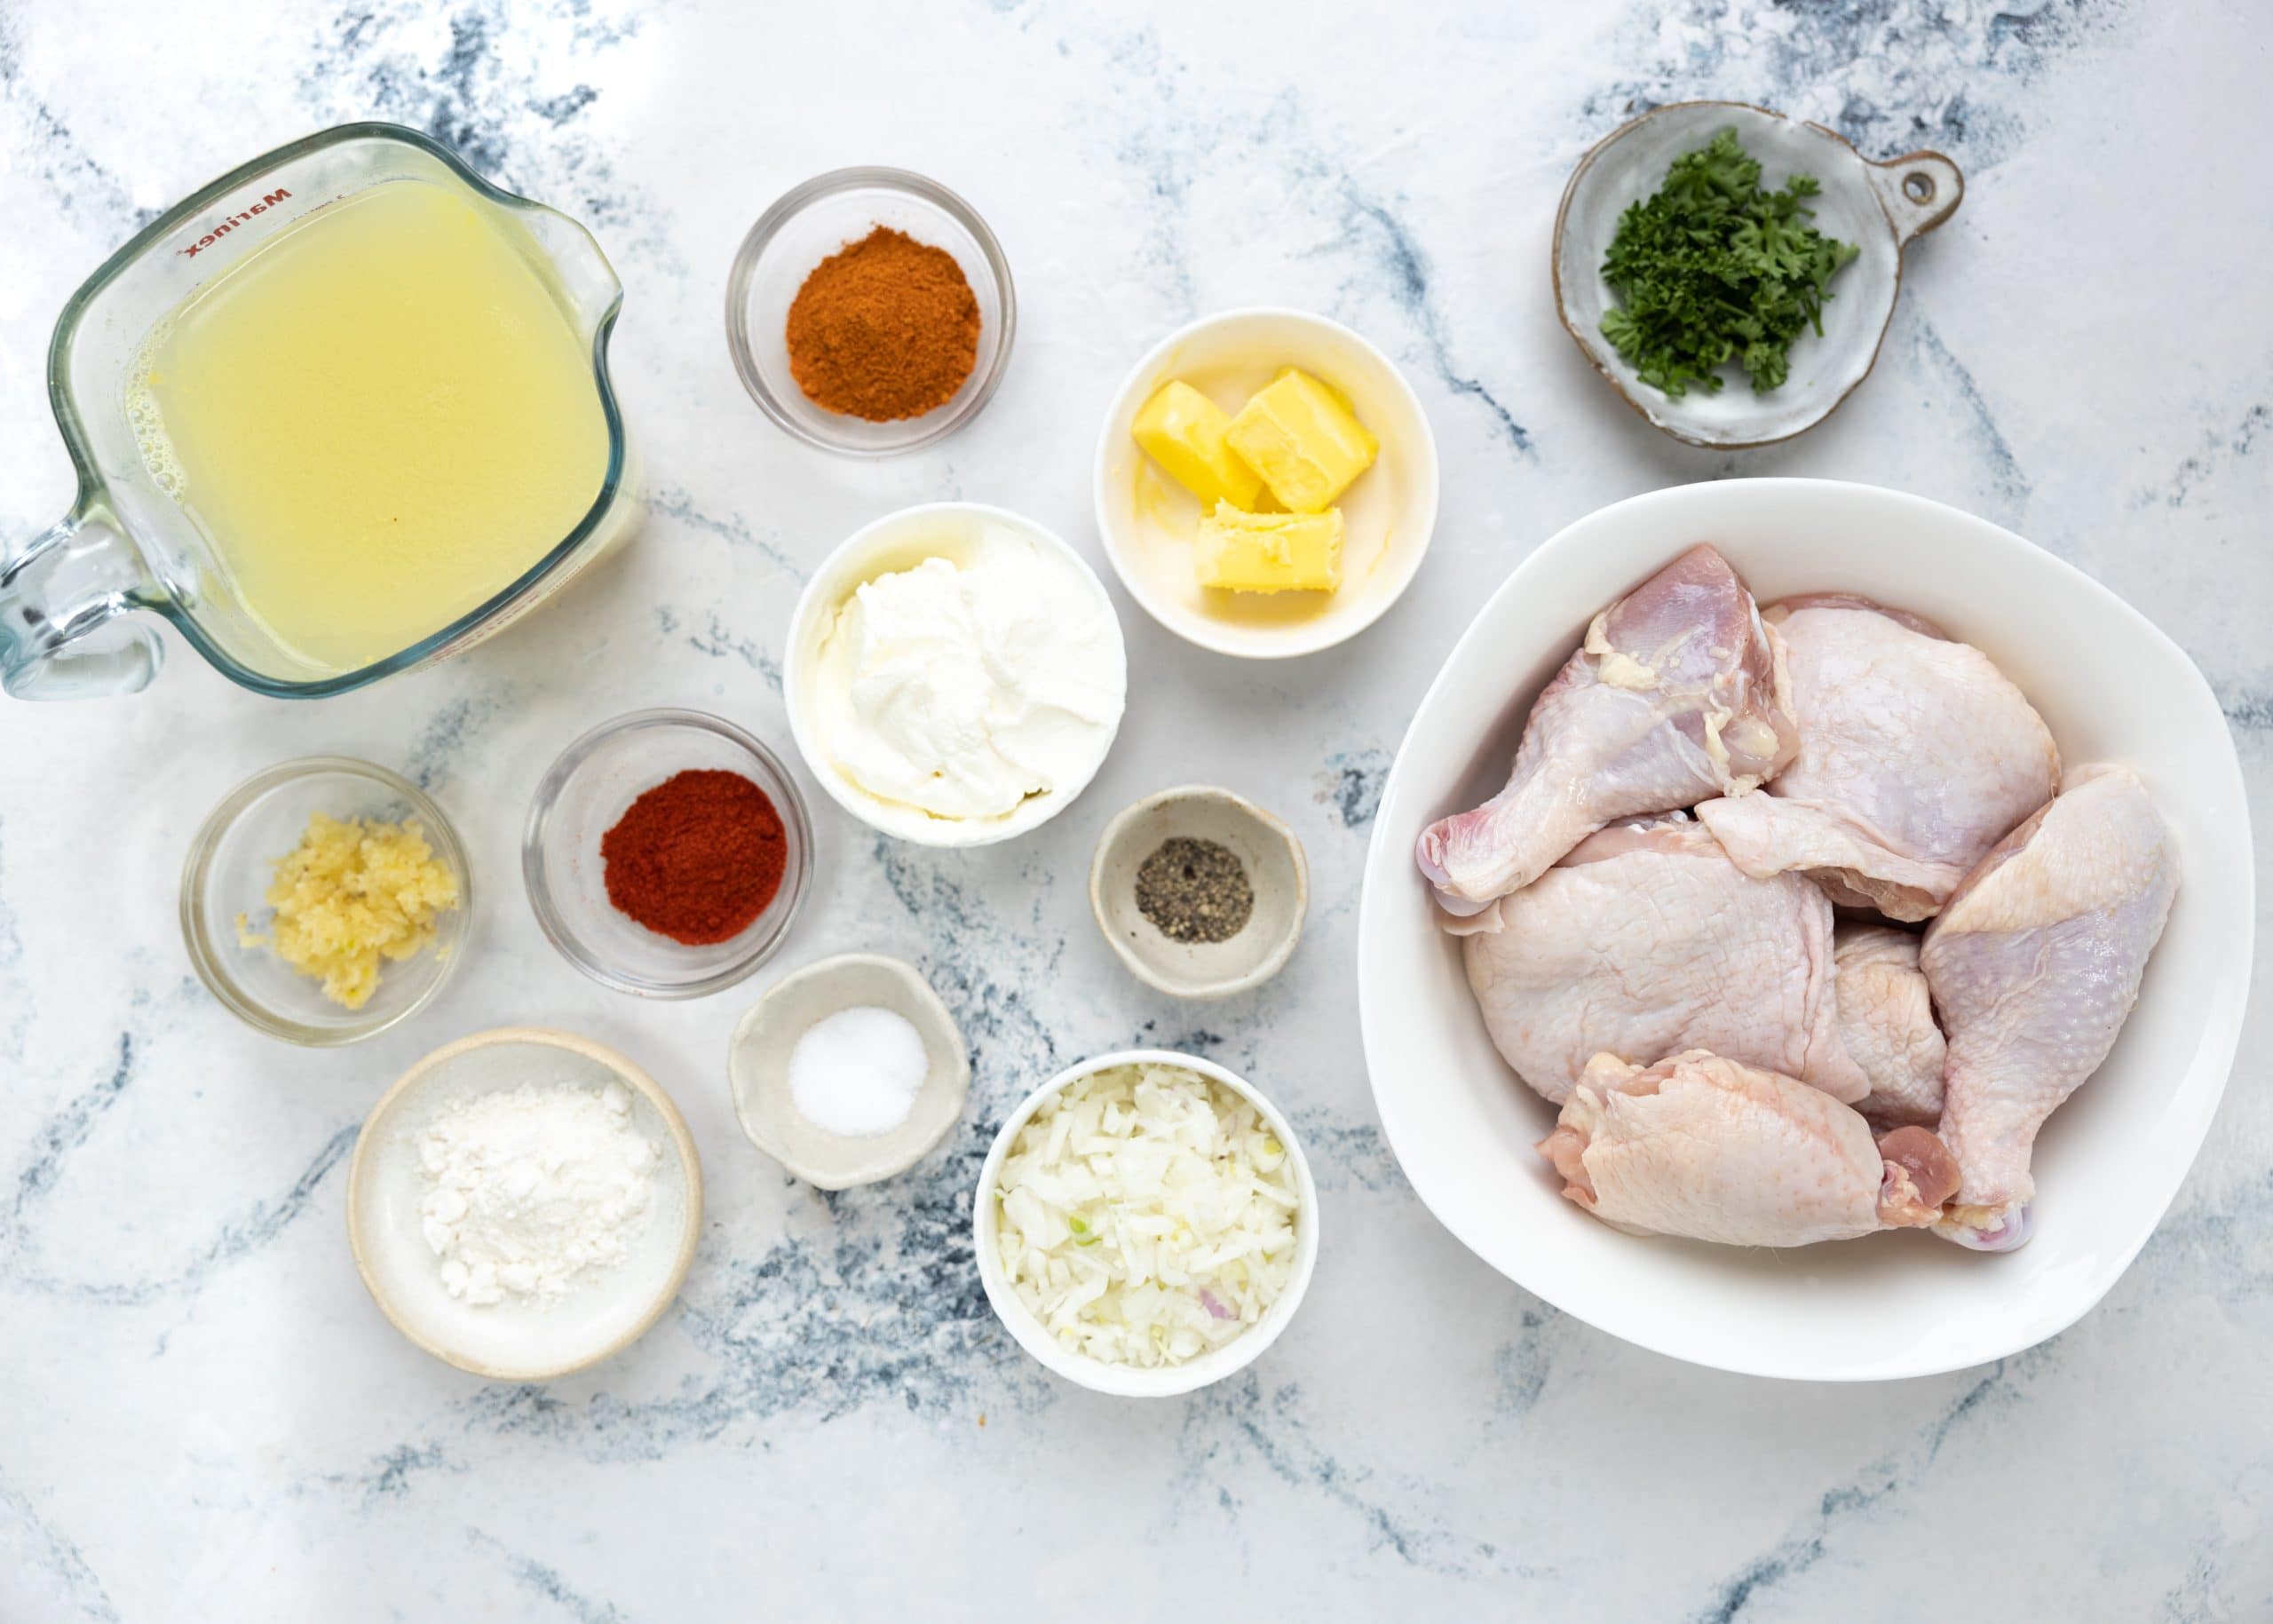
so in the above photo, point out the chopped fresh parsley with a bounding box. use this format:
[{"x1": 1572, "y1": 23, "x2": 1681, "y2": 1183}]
[{"x1": 1598, "y1": 127, "x2": 1860, "y2": 399}]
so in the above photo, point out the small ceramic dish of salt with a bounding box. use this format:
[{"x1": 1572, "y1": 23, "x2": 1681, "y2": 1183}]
[
  {"x1": 347, "y1": 1027, "x2": 702, "y2": 1382},
  {"x1": 728, "y1": 953, "x2": 971, "y2": 1190}
]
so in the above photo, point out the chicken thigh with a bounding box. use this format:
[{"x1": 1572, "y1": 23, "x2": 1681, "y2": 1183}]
[
  {"x1": 1922, "y1": 765, "x2": 2177, "y2": 1250},
  {"x1": 1537, "y1": 1050, "x2": 1959, "y2": 1247},
  {"x1": 1417, "y1": 544, "x2": 1797, "y2": 916},
  {"x1": 1833, "y1": 925, "x2": 1947, "y2": 1129},
  {"x1": 1461, "y1": 817, "x2": 1866, "y2": 1104},
  {"x1": 1695, "y1": 596, "x2": 2058, "y2": 921}
]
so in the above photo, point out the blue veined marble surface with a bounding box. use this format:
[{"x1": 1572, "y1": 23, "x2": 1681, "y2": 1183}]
[{"x1": 1, "y1": 1, "x2": 2268, "y2": 1618}]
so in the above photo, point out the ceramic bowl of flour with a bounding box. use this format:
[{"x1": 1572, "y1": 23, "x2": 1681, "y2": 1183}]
[{"x1": 347, "y1": 1026, "x2": 703, "y2": 1382}]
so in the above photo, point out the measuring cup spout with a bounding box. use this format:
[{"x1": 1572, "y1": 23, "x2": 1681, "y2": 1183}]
[{"x1": 0, "y1": 511, "x2": 165, "y2": 700}]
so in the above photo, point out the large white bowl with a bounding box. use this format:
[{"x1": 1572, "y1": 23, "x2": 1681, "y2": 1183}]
[
  {"x1": 1358, "y1": 479, "x2": 2253, "y2": 1382},
  {"x1": 974, "y1": 1049, "x2": 1320, "y2": 1397},
  {"x1": 784, "y1": 503, "x2": 1127, "y2": 847}
]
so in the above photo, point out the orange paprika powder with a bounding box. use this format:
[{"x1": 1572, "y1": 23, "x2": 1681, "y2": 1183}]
[{"x1": 784, "y1": 225, "x2": 980, "y2": 422}]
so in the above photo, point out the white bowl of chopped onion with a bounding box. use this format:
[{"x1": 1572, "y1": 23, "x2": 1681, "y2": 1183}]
[{"x1": 974, "y1": 1050, "x2": 1319, "y2": 1396}]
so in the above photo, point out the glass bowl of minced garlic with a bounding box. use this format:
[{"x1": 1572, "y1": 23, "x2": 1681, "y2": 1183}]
[{"x1": 181, "y1": 757, "x2": 471, "y2": 1045}]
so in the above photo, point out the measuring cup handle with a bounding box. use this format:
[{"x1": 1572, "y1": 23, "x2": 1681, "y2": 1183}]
[{"x1": 0, "y1": 511, "x2": 165, "y2": 701}]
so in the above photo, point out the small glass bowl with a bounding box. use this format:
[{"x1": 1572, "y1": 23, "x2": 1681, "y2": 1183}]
[
  {"x1": 725, "y1": 167, "x2": 1016, "y2": 456},
  {"x1": 180, "y1": 758, "x2": 472, "y2": 1046},
  {"x1": 524, "y1": 709, "x2": 813, "y2": 998}
]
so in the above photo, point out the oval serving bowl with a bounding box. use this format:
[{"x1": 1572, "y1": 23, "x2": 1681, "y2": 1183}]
[
  {"x1": 1554, "y1": 101, "x2": 1961, "y2": 448},
  {"x1": 1358, "y1": 479, "x2": 2252, "y2": 1382}
]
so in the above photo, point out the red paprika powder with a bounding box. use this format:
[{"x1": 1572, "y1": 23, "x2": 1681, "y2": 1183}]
[{"x1": 601, "y1": 769, "x2": 786, "y2": 946}]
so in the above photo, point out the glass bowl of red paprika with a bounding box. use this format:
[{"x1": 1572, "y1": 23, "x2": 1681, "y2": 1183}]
[
  {"x1": 725, "y1": 167, "x2": 1016, "y2": 456},
  {"x1": 523, "y1": 709, "x2": 814, "y2": 998}
]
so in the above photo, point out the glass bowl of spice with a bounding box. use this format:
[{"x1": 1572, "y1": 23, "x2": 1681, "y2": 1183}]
[
  {"x1": 725, "y1": 167, "x2": 1015, "y2": 456},
  {"x1": 523, "y1": 709, "x2": 813, "y2": 998},
  {"x1": 181, "y1": 757, "x2": 472, "y2": 1045}
]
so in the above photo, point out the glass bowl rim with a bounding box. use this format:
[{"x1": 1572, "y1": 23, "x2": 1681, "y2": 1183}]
[
  {"x1": 521, "y1": 707, "x2": 815, "y2": 999},
  {"x1": 723, "y1": 165, "x2": 1016, "y2": 457},
  {"x1": 178, "y1": 754, "x2": 474, "y2": 1047}
]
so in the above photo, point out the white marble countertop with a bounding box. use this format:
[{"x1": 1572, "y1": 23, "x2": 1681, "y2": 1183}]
[{"x1": 4, "y1": 1, "x2": 2269, "y2": 1618}]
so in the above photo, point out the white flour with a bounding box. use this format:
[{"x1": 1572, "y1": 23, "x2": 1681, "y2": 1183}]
[{"x1": 416, "y1": 1080, "x2": 661, "y2": 1308}]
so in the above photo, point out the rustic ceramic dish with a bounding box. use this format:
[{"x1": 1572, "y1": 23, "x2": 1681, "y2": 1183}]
[
  {"x1": 1089, "y1": 787, "x2": 1307, "y2": 998},
  {"x1": 727, "y1": 952, "x2": 970, "y2": 1190},
  {"x1": 1553, "y1": 100, "x2": 1961, "y2": 448},
  {"x1": 347, "y1": 1026, "x2": 703, "y2": 1382}
]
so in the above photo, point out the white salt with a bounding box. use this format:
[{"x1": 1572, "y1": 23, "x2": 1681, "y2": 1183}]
[{"x1": 787, "y1": 1005, "x2": 927, "y2": 1137}]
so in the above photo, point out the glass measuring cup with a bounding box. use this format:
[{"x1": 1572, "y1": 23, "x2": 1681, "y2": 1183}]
[{"x1": 2, "y1": 123, "x2": 638, "y2": 701}]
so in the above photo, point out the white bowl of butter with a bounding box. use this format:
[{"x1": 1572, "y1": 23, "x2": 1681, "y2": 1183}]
[
  {"x1": 1094, "y1": 308, "x2": 1440, "y2": 661},
  {"x1": 785, "y1": 503, "x2": 1128, "y2": 847}
]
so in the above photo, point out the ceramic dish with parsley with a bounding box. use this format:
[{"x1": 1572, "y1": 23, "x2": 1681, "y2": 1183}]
[{"x1": 1553, "y1": 100, "x2": 1962, "y2": 448}]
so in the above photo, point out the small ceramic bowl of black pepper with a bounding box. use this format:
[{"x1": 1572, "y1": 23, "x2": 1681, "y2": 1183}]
[
  {"x1": 1089, "y1": 787, "x2": 1308, "y2": 1000},
  {"x1": 524, "y1": 709, "x2": 814, "y2": 999}
]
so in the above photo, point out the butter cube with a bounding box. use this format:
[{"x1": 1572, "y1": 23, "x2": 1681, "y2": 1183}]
[
  {"x1": 1195, "y1": 503, "x2": 1343, "y2": 594},
  {"x1": 1224, "y1": 368, "x2": 1378, "y2": 514},
  {"x1": 1132, "y1": 380, "x2": 1263, "y2": 511}
]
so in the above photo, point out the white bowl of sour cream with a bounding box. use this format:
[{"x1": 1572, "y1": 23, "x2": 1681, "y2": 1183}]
[{"x1": 786, "y1": 503, "x2": 1129, "y2": 847}]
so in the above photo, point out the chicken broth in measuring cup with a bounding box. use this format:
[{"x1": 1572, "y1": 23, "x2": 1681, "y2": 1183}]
[{"x1": 129, "y1": 178, "x2": 612, "y2": 675}]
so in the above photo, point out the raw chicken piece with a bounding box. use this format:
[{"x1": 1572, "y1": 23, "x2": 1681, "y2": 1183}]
[
  {"x1": 1695, "y1": 596, "x2": 2059, "y2": 921},
  {"x1": 1537, "y1": 1051, "x2": 1959, "y2": 1247},
  {"x1": 1461, "y1": 816, "x2": 1866, "y2": 1104},
  {"x1": 1416, "y1": 544, "x2": 1797, "y2": 916},
  {"x1": 1833, "y1": 924, "x2": 1947, "y2": 1129},
  {"x1": 1921, "y1": 765, "x2": 2177, "y2": 1250}
]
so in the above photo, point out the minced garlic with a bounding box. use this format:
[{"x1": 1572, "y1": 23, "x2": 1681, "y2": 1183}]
[{"x1": 237, "y1": 812, "x2": 459, "y2": 1010}]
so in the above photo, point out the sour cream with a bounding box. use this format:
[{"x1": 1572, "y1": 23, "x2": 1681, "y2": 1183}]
[{"x1": 812, "y1": 524, "x2": 1126, "y2": 822}]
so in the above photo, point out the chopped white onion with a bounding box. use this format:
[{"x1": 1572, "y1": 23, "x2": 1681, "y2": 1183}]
[{"x1": 992, "y1": 1062, "x2": 1301, "y2": 1367}]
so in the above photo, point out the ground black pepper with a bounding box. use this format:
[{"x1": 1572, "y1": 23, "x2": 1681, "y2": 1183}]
[{"x1": 1134, "y1": 836, "x2": 1254, "y2": 945}]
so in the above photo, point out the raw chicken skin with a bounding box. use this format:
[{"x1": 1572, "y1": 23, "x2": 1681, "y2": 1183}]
[
  {"x1": 1538, "y1": 1051, "x2": 1959, "y2": 1247},
  {"x1": 1921, "y1": 765, "x2": 2177, "y2": 1250},
  {"x1": 1461, "y1": 817, "x2": 1867, "y2": 1104},
  {"x1": 1416, "y1": 544, "x2": 1797, "y2": 916},
  {"x1": 1833, "y1": 924, "x2": 1947, "y2": 1129},
  {"x1": 1695, "y1": 596, "x2": 2058, "y2": 921}
]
